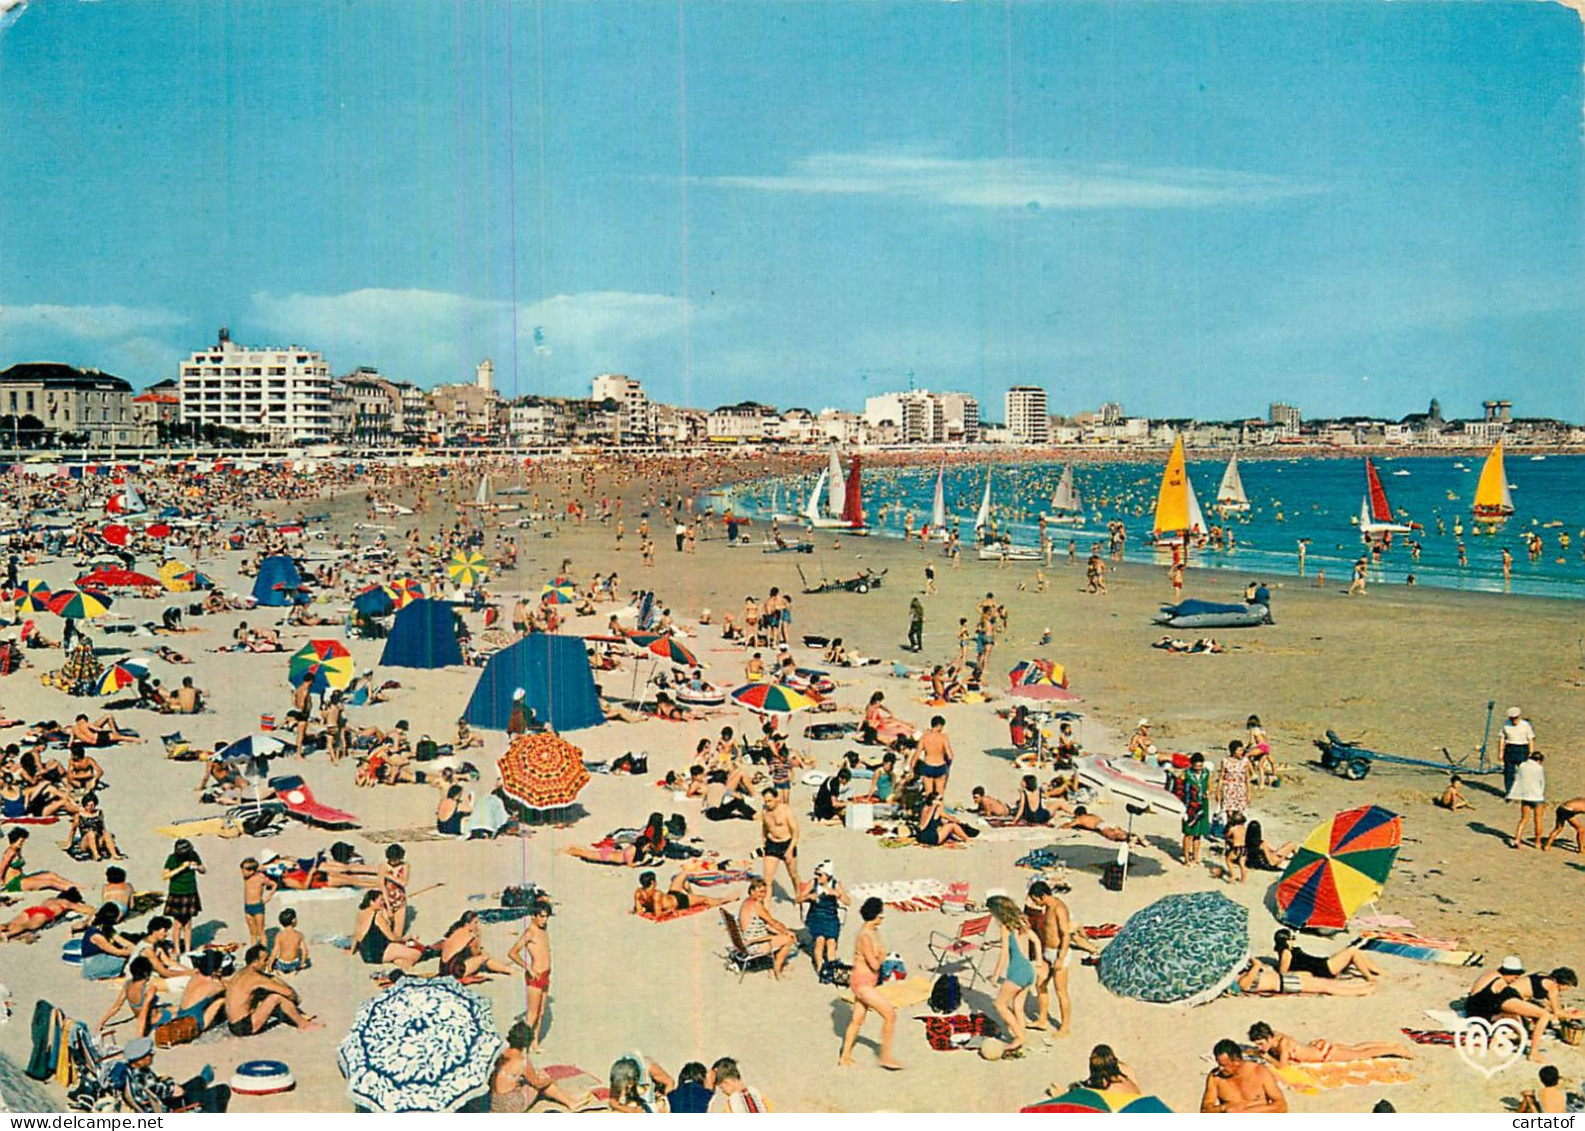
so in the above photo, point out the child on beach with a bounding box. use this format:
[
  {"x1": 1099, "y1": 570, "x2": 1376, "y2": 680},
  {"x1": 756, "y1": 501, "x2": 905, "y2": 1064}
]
[
  {"x1": 1222, "y1": 813, "x2": 1248, "y2": 884},
  {"x1": 268, "y1": 908, "x2": 310, "y2": 974},
  {"x1": 1436, "y1": 775, "x2": 1473, "y2": 811},
  {"x1": 240, "y1": 857, "x2": 277, "y2": 947}
]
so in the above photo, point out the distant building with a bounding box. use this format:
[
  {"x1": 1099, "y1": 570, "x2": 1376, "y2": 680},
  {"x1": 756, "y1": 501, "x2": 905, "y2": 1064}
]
[
  {"x1": 707, "y1": 402, "x2": 778, "y2": 442},
  {"x1": 1099, "y1": 401, "x2": 1125, "y2": 426},
  {"x1": 0, "y1": 362, "x2": 149, "y2": 446},
  {"x1": 1005, "y1": 386, "x2": 1050, "y2": 445},
  {"x1": 428, "y1": 359, "x2": 502, "y2": 443},
  {"x1": 1268, "y1": 402, "x2": 1302, "y2": 437},
  {"x1": 591, "y1": 374, "x2": 654, "y2": 442},
  {"x1": 1483, "y1": 399, "x2": 1513, "y2": 424},
  {"x1": 937, "y1": 393, "x2": 980, "y2": 443},
  {"x1": 178, "y1": 328, "x2": 335, "y2": 442},
  {"x1": 132, "y1": 379, "x2": 181, "y2": 437}
]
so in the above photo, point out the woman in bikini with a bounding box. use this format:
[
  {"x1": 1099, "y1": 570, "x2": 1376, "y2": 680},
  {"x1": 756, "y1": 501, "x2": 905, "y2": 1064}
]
[
  {"x1": 0, "y1": 888, "x2": 92, "y2": 940},
  {"x1": 1247, "y1": 1021, "x2": 1413, "y2": 1065},
  {"x1": 1233, "y1": 959, "x2": 1376, "y2": 997},
  {"x1": 1, "y1": 828, "x2": 74, "y2": 895},
  {"x1": 837, "y1": 897, "x2": 902, "y2": 1070},
  {"x1": 989, "y1": 895, "x2": 1043, "y2": 1056},
  {"x1": 862, "y1": 693, "x2": 918, "y2": 749}
]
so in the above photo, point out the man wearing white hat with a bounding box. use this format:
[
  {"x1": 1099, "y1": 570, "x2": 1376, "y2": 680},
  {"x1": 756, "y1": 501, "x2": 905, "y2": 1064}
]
[{"x1": 1500, "y1": 707, "x2": 1536, "y2": 797}]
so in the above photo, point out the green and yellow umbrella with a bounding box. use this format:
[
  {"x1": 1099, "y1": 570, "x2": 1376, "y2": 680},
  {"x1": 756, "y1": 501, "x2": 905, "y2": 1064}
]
[
  {"x1": 447, "y1": 551, "x2": 488, "y2": 588},
  {"x1": 288, "y1": 639, "x2": 355, "y2": 695},
  {"x1": 539, "y1": 579, "x2": 577, "y2": 605},
  {"x1": 730, "y1": 682, "x2": 820, "y2": 715},
  {"x1": 1276, "y1": 805, "x2": 1402, "y2": 931}
]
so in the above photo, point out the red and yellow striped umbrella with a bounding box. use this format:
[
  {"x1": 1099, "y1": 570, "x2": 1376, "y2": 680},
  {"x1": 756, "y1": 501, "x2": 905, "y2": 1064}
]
[{"x1": 387, "y1": 577, "x2": 424, "y2": 608}]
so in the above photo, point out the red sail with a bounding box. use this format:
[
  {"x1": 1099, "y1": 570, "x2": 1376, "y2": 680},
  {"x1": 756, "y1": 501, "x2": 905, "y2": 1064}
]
[
  {"x1": 842, "y1": 455, "x2": 865, "y2": 527},
  {"x1": 1364, "y1": 458, "x2": 1394, "y2": 523}
]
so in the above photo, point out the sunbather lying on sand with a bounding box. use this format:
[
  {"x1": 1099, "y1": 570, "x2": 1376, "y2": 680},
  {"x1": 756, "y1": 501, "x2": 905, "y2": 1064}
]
[
  {"x1": 1232, "y1": 959, "x2": 1375, "y2": 997},
  {"x1": 1247, "y1": 1021, "x2": 1413, "y2": 1065},
  {"x1": 1061, "y1": 807, "x2": 1146, "y2": 845}
]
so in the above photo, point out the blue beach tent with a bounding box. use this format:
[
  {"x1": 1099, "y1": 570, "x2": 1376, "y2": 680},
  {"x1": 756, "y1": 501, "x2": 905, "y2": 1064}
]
[
  {"x1": 252, "y1": 555, "x2": 306, "y2": 607},
  {"x1": 463, "y1": 634, "x2": 602, "y2": 732},
  {"x1": 380, "y1": 599, "x2": 464, "y2": 669}
]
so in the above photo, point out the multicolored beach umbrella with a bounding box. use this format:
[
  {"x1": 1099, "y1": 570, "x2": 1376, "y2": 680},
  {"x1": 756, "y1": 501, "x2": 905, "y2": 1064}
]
[
  {"x1": 96, "y1": 660, "x2": 148, "y2": 696},
  {"x1": 645, "y1": 636, "x2": 701, "y2": 667},
  {"x1": 387, "y1": 577, "x2": 424, "y2": 608},
  {"x1": 446, "y1": 551, "x2": 488, "y2": 588},
  {"x1": 353, "y1": 585, "x2": 396, "y2": 617},
  {"x1": 48, "y1": 588, "x2": 113, "y2": 620},
  {"x1": 1008, "y1": 658, "x2": 1077, "y2": 701},
  {"x1": 1276, "y1": 804, "x2": 1402, "y2": 931},
  {"x1": 1020, "y1": 1088, "x2": 1173, "y2": 1114},
  {"x1": 13, "y1": 579, "x2": 52, "y2": 613},
  {"x1": 539, "y1": 579, "x2": 577, "y2": 605},
  {"x1": 288, "y1": 639, "x2": 355, "y2": 694},
  {"x1": 730, "y1": 682, "x2": 820, "y2": 715}
]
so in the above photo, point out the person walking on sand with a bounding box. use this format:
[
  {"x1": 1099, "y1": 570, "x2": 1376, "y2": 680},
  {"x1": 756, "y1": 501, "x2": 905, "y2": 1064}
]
[
  {"x1": 838, "y1": 897, "x2": 902, "y2": 1070},
  {"x1": 1500, "y1": 706, "x2": 1536, "y2": 797},
  {"x1": 906, "y1": 596, "x2": 924, "y2": 652},
  {"x1": 507, "y1": 900, "x2": 553, "y2": 1053},
  {"x1": 759, "y1": 790, "x2": 801, "y2": 898},
  {"x1": 1508, "y1": 752, "x2": 1547, "y2": 850},
  {"x1": 988, "y1": 895, "x2": 1042, "y2": 1057},
  {"x1": 1347, "y1": 557, "x2": 1367, "y2": 596}
]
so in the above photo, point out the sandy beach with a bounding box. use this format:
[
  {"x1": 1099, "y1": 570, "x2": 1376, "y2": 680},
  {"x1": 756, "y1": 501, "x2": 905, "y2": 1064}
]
[{"x1": 1, "y1": 458, "x2": 1581, "y2": 1114}]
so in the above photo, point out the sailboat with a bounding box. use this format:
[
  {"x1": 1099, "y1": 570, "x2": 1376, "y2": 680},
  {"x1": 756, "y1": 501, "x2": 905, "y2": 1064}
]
[
  {"x1": 802, "y1": 469, "x2": 830, "y2": 526},
  {"x1": 1152, "y1": 436, "x2": 1206, "y2": 548},
  {"x1": 1357, "y1": 457, "x2": 1411, "y2": 541},
  {"x1": 1044, "y1": 464, "x2": 1084, "y2": 524},
  {"x1": 1214, "y1": 454, "x2": 1250, "y2": 514},
  {"x1": 927, "y1": 463, "x2": 948, "y2": 539},
  {"x1": 804, "y1": 458, "x2": 867, "y2": 532},
  {"x1": 1472, "y1": 442, "x2": 1515, "y2": 521},
  {"x1": 826, "y1": 449, "x2": 844, "y2": 519},
  {"x1": 976, "y1": 468, "x2": 1040, "y2": 560},
  {"x1": 839, "y1": 455, "x2": 867, "y2": 532},
  {"x1": 462, "y1": 474, "x2": 520, "y2": 513}
]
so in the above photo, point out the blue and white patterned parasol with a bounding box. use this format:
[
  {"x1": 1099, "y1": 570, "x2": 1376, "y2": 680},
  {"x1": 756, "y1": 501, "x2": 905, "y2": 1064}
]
[
  {"x1": 337, "y1": 976, "x2": 504, "y2": 1112},
  {"x1": 1098, "y1": 890, "x2": 1248, "y2": 1006}
]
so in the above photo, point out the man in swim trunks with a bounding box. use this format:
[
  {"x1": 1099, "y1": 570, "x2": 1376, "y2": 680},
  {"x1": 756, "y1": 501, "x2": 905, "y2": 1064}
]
[
  {"x1": 1544, "y1": 796, "x2": 1585, "y2": 853},
  {"x1": 1201, "y1": 1038, "x2": 1287, "y2": 1113},
  {"x1": 1246, "y1": 1021, "x2": 1413, "y2": 1066},
  {"x1": 910, "y1": 716, "x2": 954, "y2": 799},
  {"x1": 1024, "y1": 879, "x2": 1099, "y2": 1035},
  {"x1": 759, "y1": 789, "x2": 801, "y2": 899},
  {"x1": 508, "y1": 901, "x2": 553, "y2": 1053},
  {"x1": 223, "y1": 944, "x2": 321, "y2": 1037}
]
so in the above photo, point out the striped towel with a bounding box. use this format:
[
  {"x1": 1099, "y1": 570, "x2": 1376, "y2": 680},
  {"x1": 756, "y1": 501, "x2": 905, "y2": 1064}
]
[
  {"x1": 1401, "y1": 1028, "x2": 1456, "y2": 1046},
  {"x1": 1361, "y1": 938, "x2": 1484, "y2": 966}
]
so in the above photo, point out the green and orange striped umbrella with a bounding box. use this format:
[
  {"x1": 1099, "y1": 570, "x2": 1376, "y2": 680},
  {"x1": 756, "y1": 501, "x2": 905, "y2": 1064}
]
[{"x1": 1276, "y1": 805, "x2": 1402, "y2": 930}]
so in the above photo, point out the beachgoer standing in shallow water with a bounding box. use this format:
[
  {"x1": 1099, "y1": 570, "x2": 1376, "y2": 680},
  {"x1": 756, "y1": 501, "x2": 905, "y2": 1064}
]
[{"x1": 838, "y1": 897, "x2": 902, "y2": 1070}]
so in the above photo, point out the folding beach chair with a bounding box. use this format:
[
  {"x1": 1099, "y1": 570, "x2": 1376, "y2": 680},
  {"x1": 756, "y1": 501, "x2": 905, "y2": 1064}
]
[
  {"x1": 718, "y1": 909, "x2": 777, "y2": 982},
  {"x1": 926, "y1": 913, "x2": 995, "y2": 991}
]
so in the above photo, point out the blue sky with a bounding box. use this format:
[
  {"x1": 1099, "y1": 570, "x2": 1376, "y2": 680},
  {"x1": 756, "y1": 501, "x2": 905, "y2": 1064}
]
[{"x1": 0, "y1": 1, "x2": 1581, "y2": 422}]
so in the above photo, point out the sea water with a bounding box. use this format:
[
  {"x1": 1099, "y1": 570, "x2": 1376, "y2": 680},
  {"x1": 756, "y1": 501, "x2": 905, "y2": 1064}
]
[{"x1": 724, "y1": 454, "x2": 1585, "y2": 600}]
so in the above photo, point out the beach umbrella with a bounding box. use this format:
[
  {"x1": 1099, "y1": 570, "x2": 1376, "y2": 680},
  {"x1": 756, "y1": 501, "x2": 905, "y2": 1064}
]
[
  {"x1": 96, "y1": 662, "x2": 143, "y2": 696},
  {"x1": 218, "y1": 733, "x2": 288, "y2": 763},
  {"x1": 539, "y1": 580, "x2": 576, "y2": 605},
  {"x1": 387, "y1": 577, "x2": 424, "y2": 608},
  {"x1": 100, "y1": 524, "x2": 132, "y2": 547},
  {"x1": 158, "y1": 560, "x2": 198, "y2": 592},
  {"x1": 12, "y1": 579, "x2": 52, "y2": 613},
  {"x1": 1098, "y1": 891, "x2": 1248, "y2": 1005},
  {"x1": 144, "y1": 522, "x2": 173, "y2": 539},
  {"x1": 353, "y1": 585, "x2": 396, "y2": 617},
  {"x1": 289, "y1": 639, "x2": 354, "y2": 694},
  {"x1": 1020, "y1": 1088, "x2": 1173, "y2": 1114},
  {"x1": 77, "y1": 568, "x2": 159, "y2": 590},
  {"x1": 1009, "y1": 658, "x2": 1066, "y2": 687},
  {"x1": 337, "y1": 976, "x2": 503, "y2": 1113},
  {"x1": 48, "y1": 589, "x2": 113, "y2": 619},
  {"x1": 645, "y1": 635, "x2": 700, "y2": 667},
  {"x1": 447, "y1": 551, "x2": 488, "y2": 588},
  {"x1": 730, "y1": 682, "x2": 821, "y2": 715},
  {"x1": 1276, "y1": 805, "x2": 1403, "y2": 931},
  {"x1": 497, "y1": 732, "x2": 591, "y2": 812}
]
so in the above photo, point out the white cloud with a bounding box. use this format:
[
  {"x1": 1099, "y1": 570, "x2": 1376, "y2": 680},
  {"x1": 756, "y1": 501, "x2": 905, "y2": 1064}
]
[
  {"x1": 0, "y1": 301, "x2": 184, "y2": 340},
  {"x1": 703, "y1": 150, "x2": 1318, "y2": 211},
  {"x1": 247, "y1": 288, "x2": 697, "y2": 390}
]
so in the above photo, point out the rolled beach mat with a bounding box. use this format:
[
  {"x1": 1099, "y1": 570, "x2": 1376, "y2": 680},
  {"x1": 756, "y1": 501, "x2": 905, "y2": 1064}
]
[{"x1": 230, "y1": 1059, "x2": 296, "y2": 1096}]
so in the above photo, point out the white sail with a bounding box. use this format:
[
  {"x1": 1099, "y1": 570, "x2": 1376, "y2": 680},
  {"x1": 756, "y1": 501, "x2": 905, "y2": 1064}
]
[
  {"x1": 122, "y1": 482, "x2": 145, "y2": 514},
  {"x1": 827, "y1": 450, "x2": 843, "y2": 517},
  {"x1": 1186, "y1": 473, "x2": 1206, "y2": 536},
  {"x1": 1051, "y1": 464, "x2": 1081, "y2": 513},
  {"x1": 930, "y1": 465, "x2": 947, "y2": 529},
  {"x1": 475, "y1": 476, "x2": 489, "y2": 506},
  {"x1": 804, "y1": 469, "x2": 828, "y2": 524},
  {"x1": 974, "y1": 470, "x2": 992, "y2": 532},
  {"x1": 1216, "y1": 454, "x2": 1249, "y2": 509}
]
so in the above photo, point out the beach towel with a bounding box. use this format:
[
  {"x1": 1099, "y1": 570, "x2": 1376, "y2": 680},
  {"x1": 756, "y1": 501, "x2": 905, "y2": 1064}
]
[
  {"x1": 1401, "y1": 1028, "x2": 1456, "y2": 1046},
  {"x1": 918, "y1": 1013, "x2": 999, "y2": 1051},
  {"x1": 1273, "y1": 1058, "x2": 1415, "y2": 1094},
  {"x1": 840, "y1": 975, "x2": 934, "y2": 1010},
  {"x1": 1352, "y1": 912, "x2": 1417, "y2": 931},
  {"x1": 1359, "y1": 929, "x2": 1462, "y2": 949},
  {"x1": 363, "y1": 825, "x2": 457, "y2": 845},
  {"x1": 637, "y1": 902, "x2": 717, "y2": 924},
  {"x1": 1360, "y1": 938, "x2": 1484, "y2": 967},
  {"x1": 687, "y1": 866, "x2": 756, "y2": 888}
]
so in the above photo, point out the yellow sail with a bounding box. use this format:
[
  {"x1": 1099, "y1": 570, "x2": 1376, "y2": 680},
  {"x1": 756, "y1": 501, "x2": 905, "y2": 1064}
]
[
  {"x1": 1472, "y1": 442, "x2": 1514, "y2": 518},
  {"x1": 1153, "y1": 436, "x2": 1191, "y2": 537}
]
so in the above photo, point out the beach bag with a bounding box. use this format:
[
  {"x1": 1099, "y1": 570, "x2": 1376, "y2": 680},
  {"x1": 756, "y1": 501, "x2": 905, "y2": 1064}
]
[
  {"x1": 1101, "y1": 861, "x2": 1126, "y2": 892},
  {"x1": 819, "y1": 960, "x2": 851, "y2": 987},
  {"x1": 929, "y1": 973, "x2": 962, "y2": 1015},
  {"x1": 414, "y1": 738, "x2": 440, "y2": 761},
  {"x1": 154, "y1": 1015, "x2": 200, "y2": 1049}
]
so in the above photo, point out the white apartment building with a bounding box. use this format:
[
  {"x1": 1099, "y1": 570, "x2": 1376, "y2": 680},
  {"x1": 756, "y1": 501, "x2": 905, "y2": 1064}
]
[
  {"x1": 707, "y1": 402, "x2": 777, "y2": 442},
  {"x1": 509, "y1": 401, "x2": 569, "y2": 446},
  {"x1": 863, "y1": 390, "x2": 978, "y2": 444},
  {"x1": 937, "y1": 392, "x2": 980, "y2": 443},
  {"x1": 591, "y1": 374, "x2": 654, "y2": 441},
  {"x1": 178, "y1": 328, "x2": 334, "y2": 441},
  {"x1": 1005, "y1": 385, "x2": 1050, "y2": 445}
]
